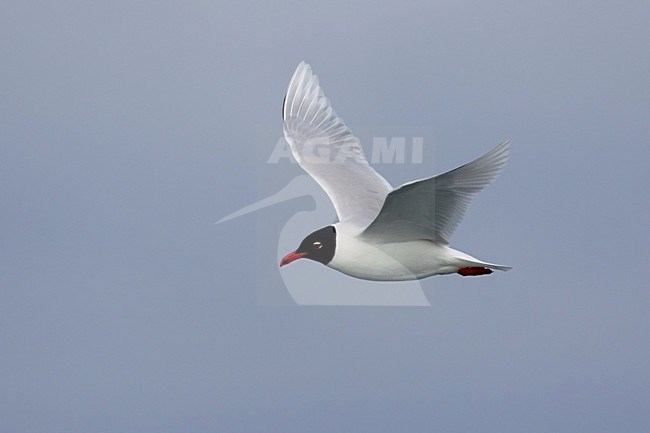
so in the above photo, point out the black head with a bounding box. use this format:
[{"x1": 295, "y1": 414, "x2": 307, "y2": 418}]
[{"x1": 280, "y1": 226, "x2": 336, "y2": 267}]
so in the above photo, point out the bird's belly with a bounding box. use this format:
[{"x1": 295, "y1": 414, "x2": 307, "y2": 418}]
[{"x1": 328, "y1": 239, "x2": 458, "y2": 281}]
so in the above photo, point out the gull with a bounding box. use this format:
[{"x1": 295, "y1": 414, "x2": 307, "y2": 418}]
[{"x1": 279, "y1": 62, "x2": 511, "y2": 281}]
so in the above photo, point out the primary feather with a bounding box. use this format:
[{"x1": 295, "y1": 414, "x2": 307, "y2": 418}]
[
  {"x1": 361, "y1": 141, "x2": 511, "y2": 244},
  {"x1": 282, "y1": 62, "x2": 392, "y2": 230}
]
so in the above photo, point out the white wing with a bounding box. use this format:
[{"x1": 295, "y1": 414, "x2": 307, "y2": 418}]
[
  {"x1": 282, "y1": 61, "x2": 392, "y2": 228},
  {"x1": 361, "y1": 141, "x2": 511, "y2": 244}
]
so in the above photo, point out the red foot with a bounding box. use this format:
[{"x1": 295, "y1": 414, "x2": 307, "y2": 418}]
[{"x1": 457, "y1": 267, "x2": 493, "y2": 276}]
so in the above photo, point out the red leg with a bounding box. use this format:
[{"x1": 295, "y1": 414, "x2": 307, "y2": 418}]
[{"x1": 457, "y1": 267, "x2": 493, "y2": 276}]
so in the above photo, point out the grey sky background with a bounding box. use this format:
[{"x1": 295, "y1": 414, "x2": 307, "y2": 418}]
[{"x1": 2, "y1": 1, "x2": 649, "y2": 432}]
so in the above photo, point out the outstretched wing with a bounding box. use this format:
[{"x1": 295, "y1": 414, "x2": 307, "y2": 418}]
[
  {"x1": 282, "y1": 61, "x2": 392, "y2": 229},
  {"x1": 361, "y1": 141, "x2": 511, "y2": 244}
]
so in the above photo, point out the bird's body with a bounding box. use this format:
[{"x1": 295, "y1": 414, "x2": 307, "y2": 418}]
[
  {"x1": 329, "y1": 231, "x2": 458, "y2": 281},
  {"x1": 329, "y1": 223, "x2": 509, "y2": 280},
  {"x1": 278, "y1": 62, "x2": 512, "y2": 281}
]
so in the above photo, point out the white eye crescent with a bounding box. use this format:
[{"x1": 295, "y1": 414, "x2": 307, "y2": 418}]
[{"x1": 313, "y1": 242, "x2": 322, "y2": 249}]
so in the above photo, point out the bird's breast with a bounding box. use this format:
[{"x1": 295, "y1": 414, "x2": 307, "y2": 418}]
[{"x1": 328, "y1": 233, "x2": 458, "y2": 281}]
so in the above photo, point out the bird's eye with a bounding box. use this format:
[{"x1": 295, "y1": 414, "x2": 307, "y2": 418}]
[{"x1": 313, "y1": 241, "x2": 322, "y2": 249}]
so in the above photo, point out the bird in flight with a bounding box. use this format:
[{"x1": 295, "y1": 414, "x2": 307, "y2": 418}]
[{"x1": 279, "y1": 62, "x2": 511, "y2": 281}]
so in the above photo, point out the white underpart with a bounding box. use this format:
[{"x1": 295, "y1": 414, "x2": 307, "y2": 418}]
[{"x1": 330, "y1": 225, "x2": 511, "y2": 281}]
